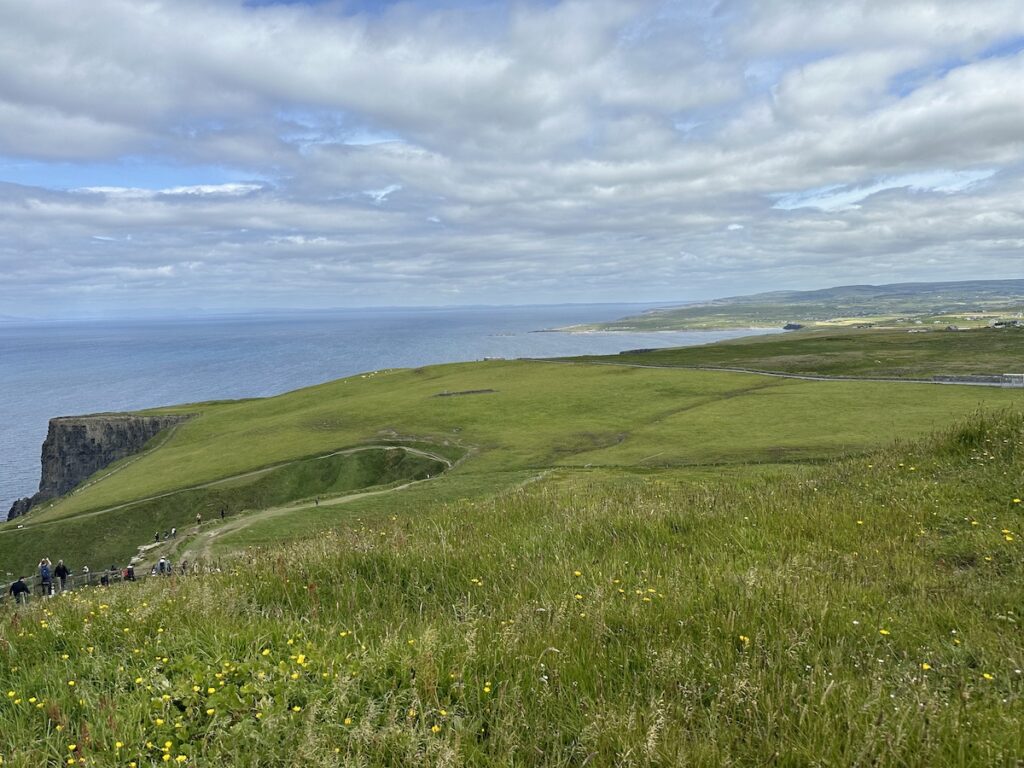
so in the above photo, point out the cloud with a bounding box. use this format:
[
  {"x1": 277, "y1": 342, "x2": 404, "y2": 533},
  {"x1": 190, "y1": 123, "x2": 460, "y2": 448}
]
[
  {"x1": 774, "y1": 170, "x2": 996, "y2": 211},
  {"x1": 0, "y1": 0, "x2": 1023, "y2": 316}
]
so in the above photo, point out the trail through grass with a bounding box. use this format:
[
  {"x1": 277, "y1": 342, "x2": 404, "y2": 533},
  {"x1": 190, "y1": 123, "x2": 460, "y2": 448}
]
[{"x1": 1, "y1": 411, "x2": 1022, "y2": 766}]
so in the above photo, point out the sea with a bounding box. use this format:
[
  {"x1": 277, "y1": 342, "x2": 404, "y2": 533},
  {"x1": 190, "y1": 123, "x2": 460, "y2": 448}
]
[{"x1": 0, "y1": 304, "x2": 779, "y2": 513}]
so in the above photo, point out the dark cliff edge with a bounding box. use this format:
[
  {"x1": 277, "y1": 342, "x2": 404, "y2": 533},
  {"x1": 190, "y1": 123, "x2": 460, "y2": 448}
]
[{"x1": 6, "y1": 413, "x2": 188, "y2": 521}]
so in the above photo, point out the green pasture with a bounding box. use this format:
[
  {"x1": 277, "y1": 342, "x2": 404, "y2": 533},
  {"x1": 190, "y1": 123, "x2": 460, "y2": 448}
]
[
  {"x1": 568, "y1": 326, "x2": 1024, "y2": 379},
  {"x1": 1, "y1": 411, "x2": 1021, "y2": 766}
]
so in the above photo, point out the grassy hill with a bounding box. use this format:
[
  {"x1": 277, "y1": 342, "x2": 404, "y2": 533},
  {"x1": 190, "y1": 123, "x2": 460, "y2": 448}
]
[
  {"x1": 565, "y1": 279, "x2": 1024, "y2": 330},
  {"x1": 2, "y1": 356, "x2": 1020, "y2": 576},
  {"x1": 1, "y1": 328, "x2": 1023, "y2": 765},
  {"x1": 0, "y1": 410, "x2": 1021, "y2": 766}
]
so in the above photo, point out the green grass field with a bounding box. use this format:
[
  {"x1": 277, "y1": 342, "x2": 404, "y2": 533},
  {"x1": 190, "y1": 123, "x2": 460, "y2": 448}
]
[
  {"x1": 2, "y1": 329, "x2": 1023, "y2": 765},
  {"x1": 2, "y1": 355, "x2": 1020, "y2": 575},
  {"x1": 1, "y1": 411, "x2": 1021, "y2": 766},
  {"x1": 565, "y1": 326, "x2": 1024, "y2": 379}
]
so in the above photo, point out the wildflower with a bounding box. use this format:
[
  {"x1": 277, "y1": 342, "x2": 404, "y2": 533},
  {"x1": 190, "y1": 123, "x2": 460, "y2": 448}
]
[
  {"x1": 115, "y1": 742, "x2": 124, "y2": 749},
  {"x1": 856, "y1": 520, "x2": 864, "y2": 525},
  {"x1": 292, "y1": 705, "x2": 301, "y2": 712},
  {"x1": 155, "y1": 719, "x2": 165, "y2": 726},
  {"x1": 483, "y1": 681, "x2": 492, "y2": 693},
  {"x1": 879, "y1": 629, "x2": 891, "y2": 636},
  {"x1": 573, "y1": 594, "x2": 583, "y2": 600},
  {"x1": 573, "y1": 570, "x2": 582, "y2": 577},
  {"x1": 261, "y1": 649, "x2": 271, "y2": 656},
  {"x1": 431, "y1": 724, "x2": 442, "y2": 733},
  {"x1": 982, "y1": 673, "x2": 994, "y2": 681},
  {"x1": 344, "y1": 717, "x2": 352, "y2": 726},
  {"x1": 739, "y1": 635, "x2": 751, "y2": 647},
  {"x1": 921, "y1": 663, "x2": 931, "y2": 670},
  {"x1": 206, "y1": 709, "x2": 215, "y2": 716},
  {"x1": 175, "y1": 757, "x2": 188, "y2": 764},
  {"x1": 407, "y1": 708, "x2": 417, "y2": 718},
  {"x1": 1013, "y1": 498, "x2": 1021, "y2": 504},
  {"x1": 67, "y1": 680, "x2": 76, "y2": 687}
]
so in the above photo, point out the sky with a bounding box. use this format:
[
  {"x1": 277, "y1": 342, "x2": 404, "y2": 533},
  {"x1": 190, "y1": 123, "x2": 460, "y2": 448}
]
[{"x1": 1, "y1": 0, "x2": 1023, "y2": 318}]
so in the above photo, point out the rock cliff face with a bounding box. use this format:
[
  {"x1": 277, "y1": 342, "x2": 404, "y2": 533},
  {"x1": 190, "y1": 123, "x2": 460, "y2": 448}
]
[{"x1": 6, "y1": 414, "x2": 187, "y2": 521}]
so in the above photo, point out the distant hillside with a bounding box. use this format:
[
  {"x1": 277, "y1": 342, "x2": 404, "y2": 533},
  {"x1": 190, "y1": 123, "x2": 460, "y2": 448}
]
[{"x1": 569, "y1": 279, "x2": 1024, "y2": 331}]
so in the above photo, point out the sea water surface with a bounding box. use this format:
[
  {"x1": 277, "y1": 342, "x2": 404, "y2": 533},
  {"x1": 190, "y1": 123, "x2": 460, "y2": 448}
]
[{"x1": 0, "y1": 305, "x2": 779, "y2": 512}]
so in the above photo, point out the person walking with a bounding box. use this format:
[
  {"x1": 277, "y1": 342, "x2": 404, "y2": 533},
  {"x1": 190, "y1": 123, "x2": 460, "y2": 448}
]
[
  {"x1": 171, "y1": 527, "x2": 177, "y2": 538},
  {"x1": 54, "y1": 560, "x2": 71, "y2": 592},
  {"x1": 196, "y1": 513, "x2": 202, "y2": 526},
  {"x1": 38, "y1": 558, "x2": 53, "y2": 597},
  {"x1": 9, "y1": 577, "x2": 30, "y2": 604}
]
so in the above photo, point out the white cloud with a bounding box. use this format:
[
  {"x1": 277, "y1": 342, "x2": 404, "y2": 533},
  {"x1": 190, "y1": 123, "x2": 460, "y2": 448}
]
[{"x1": 0, "y1": 0, "x2": 1023, "y2": 315}]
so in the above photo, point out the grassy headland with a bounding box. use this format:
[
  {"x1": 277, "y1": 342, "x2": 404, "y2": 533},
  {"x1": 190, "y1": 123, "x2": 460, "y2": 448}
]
[
  {"x1": 0, "y1": 411, "x2": 1021, "y2": 765},
  {"x1": 563, "y1": 279, "x2": 1024, "y2": 331},
  {"x1": 2, "y1": 326, "x2": 1023, "y2": 765},
  {"x1": 2, "y1": 356, "x2": 1020, "y2": 575}
]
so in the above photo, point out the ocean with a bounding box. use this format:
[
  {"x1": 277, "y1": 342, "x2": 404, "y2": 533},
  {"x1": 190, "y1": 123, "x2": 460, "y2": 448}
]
[{"x1": 0, "y1": 304, "x2": 778, "y2": 513}]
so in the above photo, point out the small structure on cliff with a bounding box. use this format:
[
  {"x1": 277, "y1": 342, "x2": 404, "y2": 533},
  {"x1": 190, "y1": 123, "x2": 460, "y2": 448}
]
[{"x1": 6, "y1": 413, "x2": 187, "y2": 521}]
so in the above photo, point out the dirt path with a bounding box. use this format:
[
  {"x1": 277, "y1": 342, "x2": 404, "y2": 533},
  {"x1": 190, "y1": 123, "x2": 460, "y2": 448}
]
[
  {"x1": 2, "y1": 444, "x2": 452, "y2": 535},
  {"x1": 180, "y1": 474, "x2": 434, "y2": 562}
]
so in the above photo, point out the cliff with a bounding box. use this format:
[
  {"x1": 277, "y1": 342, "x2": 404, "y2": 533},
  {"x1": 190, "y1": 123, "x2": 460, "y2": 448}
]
[{"x1": 6, "y1": 413, "x2": 187, "y2": 520}]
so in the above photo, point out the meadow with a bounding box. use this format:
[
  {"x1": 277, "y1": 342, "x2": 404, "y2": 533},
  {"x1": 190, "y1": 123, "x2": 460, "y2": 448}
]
[
  {"x1": 565, "y1": 326, "x2": 1024, "y2": 380},
  {"x1": 1, "y1": 330, "x2": 1023, "y2": 765},
  {"x1": 2, "y1": 353, "x2": 1020, "y2": 575},
  {"x1": 0, "y1": 410, "x2": 1021, "y2": 766}
]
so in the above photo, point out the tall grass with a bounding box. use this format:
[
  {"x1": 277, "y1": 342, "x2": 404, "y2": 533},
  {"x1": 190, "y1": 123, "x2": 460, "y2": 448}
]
[{"x1": 2, "y1": 412, "x2": 1022, "y2": 766}]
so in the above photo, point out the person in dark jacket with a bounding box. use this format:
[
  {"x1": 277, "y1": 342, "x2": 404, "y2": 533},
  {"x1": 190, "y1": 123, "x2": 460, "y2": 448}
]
[
  {"x1": 38, "y1": 558, "x2": 53, "y2": 596},
  {"x1": 9, "y1": 577, "x2": 30, "y2": 604},
  {"x1": 55, "y1": 560, "x2": 71, "y2": 591}
]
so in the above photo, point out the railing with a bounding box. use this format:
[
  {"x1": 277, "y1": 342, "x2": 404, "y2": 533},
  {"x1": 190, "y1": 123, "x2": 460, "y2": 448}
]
[{"x1": 3, "y1": 562, "x2": 205, "y2": 606}]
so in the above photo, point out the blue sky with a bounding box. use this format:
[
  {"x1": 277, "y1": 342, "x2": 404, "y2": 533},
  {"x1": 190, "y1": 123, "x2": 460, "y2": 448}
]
[{"x1": 1, "y1": 0, "x2": 1022, "y2": 317}]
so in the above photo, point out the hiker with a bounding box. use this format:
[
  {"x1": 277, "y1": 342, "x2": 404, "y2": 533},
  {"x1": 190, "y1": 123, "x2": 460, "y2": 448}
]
[
  {"x1": 38, "y1": 558, "x2": 53, "y2": 596},
  {"x1": 171, "y1": 527, "x2": 177, "y2": 538},
  {"x1": 180, "y1": 559, "x2": 188, "y2": 575},
  {"x1": 220, "y1": 508, "x2": 225, "y2": 519},
  {"x1": 315, "y1": 497, "x2": 319, "y2": 506},
  {"x1": 55, "y1": 560, "x2": 71, "y2": 591},
  {"x1": 100, "y1": 573, "x2": 109, "y2": 587},
  {"x1": 158, "y1": 557, "x2": 167, "y2": 575},
  {"x1": 155, "y1": 531, "x2": 160, "y2": 542},
  {"x1": 196, "y1": 513, "x2": 202, "y2": 526},
  {"x1": 9, "y1": 577, "x2": 30, "y2": 604},
  {"x1": 150, "y1": 565, "x2": 158, "y2": 576},
  {"x1": 82, "y1": 565, "x2": 90, "y2": 585}
]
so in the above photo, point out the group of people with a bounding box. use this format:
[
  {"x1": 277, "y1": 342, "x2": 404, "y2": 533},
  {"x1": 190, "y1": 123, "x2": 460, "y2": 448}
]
[
  {"x1": 152, "y1": 556, "x2": 189, "y2": 576},
  {"x1": 6, "y1": 557, "x2": 138, "y2": 604}
]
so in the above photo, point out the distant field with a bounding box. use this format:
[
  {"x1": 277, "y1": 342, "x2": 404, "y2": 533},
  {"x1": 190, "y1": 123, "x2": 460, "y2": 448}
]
[
  {"x1": 563, "y1": 326, "x2": 1024, "y2": 379},
  {"x1": 566, "y1": 279, "x2": 1024, "y2": 331}
]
